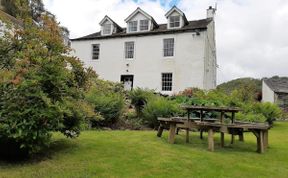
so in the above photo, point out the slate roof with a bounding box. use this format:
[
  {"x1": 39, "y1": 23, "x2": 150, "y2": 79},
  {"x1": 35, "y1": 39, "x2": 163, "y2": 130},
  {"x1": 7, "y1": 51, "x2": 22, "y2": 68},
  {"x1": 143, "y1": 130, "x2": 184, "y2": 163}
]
[
  {"x1": 264, "y1": 77, "x2": 288, "y2": 93},
  {"x1": 71, "y1": 18, "x2": 212, "y2": 41}
]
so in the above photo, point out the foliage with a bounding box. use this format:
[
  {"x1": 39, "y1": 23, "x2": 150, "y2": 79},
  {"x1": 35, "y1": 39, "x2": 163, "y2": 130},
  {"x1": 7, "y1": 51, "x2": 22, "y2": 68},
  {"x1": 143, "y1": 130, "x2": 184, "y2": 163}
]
[
  {"x1": 128, "y1": 88, "x2": 155, "y2": 117},
  {"x1": 85, "y1": 80, "x2": 125, "y2": 127},
  {"x1": 173, "y1": 88, "x2": 282, "y2": 123},
  {"x1": 0, "y1": 4, "x2": 96, "y2": 155},
  {"x1": 1, "y1": 0, "x2": 45, "y2": 21},
  {"x1": 142, "y1": 96, "x2": 183, "y2": 128},
  {"x1": 217, "y1": 77, "x2": 262, "y2": 101}
]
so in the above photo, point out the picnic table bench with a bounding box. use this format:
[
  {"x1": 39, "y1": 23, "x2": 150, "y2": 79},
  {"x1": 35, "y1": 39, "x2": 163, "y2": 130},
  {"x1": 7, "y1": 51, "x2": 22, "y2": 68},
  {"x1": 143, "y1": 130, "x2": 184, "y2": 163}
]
[{"x1": 157, "y1": 106, "x2": 271, "y2": 153}]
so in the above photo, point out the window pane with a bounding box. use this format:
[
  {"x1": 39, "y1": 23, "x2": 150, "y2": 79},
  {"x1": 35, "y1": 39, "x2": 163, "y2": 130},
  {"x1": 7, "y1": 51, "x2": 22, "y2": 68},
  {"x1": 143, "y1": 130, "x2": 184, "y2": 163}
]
[
  {"x1": 92, "y1": 44, "x2": 100, "y2": 60},
  {"x1": 163, "y1": 38, "x2": 174, "y2": 57},
  {"x1": 125, "y1": 42, "x2": 134, "y2": 59},
  {"x1": 170, "y1": 16, "x2": 180, "y2": 28},
  {"x1": 140, "y1": 20, "x2": 149, "y2": 31},
  {"x1": 103, "y1": 23, "x2": 111, "y2": 34},
  {"x1": 162, "y1": 73, "x2": 173, "y2": 91},
  {"x1": 129, "y1": 21, "x2": 138, "y2": 32}
]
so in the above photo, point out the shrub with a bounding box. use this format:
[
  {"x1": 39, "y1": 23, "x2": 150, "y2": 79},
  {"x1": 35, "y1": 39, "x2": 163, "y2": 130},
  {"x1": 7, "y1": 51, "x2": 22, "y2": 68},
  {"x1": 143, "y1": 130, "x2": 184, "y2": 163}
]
[
  {"x1": 253, "y1": 102, "x2": 282, "y2": 124},
  {"x1": 142, "y1": 96, "x2": 183, "y2": 128},
  {"x1": 128, "y1": 88, "x2": 155, "y2": 117},
  {"x1": 85, "y1": 81, "x2": 125, "y2": 127}
]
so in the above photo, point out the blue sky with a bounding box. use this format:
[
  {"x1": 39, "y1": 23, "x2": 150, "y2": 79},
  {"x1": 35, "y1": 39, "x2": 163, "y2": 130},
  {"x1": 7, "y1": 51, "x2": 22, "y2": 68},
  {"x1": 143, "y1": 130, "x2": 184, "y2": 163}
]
[
  {"x1": 131, "y1": 0, "x2": 180, "y2": 7},
  {"x1": 43, "y1": 0, "x2": 288, "y2": 84}
]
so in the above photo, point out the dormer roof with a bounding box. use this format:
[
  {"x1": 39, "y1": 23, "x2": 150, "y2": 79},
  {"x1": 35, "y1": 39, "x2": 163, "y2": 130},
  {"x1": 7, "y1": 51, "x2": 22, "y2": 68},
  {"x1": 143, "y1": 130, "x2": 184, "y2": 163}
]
[
  {"x1": 165, "y1": 6, "x2": 189, "y2": 25},
  {"x1": 125, "y1": 7, "x2": 159, "y2": 28},
  {"x1": 99, "y1": 15, "x2": 123, "y2": 32}
]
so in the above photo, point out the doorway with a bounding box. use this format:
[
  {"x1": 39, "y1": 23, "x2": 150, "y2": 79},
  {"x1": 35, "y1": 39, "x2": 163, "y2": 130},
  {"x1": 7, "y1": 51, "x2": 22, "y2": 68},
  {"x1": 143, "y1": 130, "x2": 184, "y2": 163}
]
[{"x1": 121, "y1": 75, "x2": 134, "y2": 91}]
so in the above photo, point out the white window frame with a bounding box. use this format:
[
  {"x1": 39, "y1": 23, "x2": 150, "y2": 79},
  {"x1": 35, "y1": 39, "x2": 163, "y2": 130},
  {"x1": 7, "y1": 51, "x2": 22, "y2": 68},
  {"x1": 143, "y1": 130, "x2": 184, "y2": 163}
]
[
  {"x1": 163, "y1": 38, "x2": 175, "y2": 57},
  {"x1": 169, "y1": 16, "x2": 180, "y2": 28},
  {"x1": 125, "y1": 41, "x2": 135, "y2": 59},
  {"x1": 102, "y1": 23, "x2": 112, "y2": 35},
  {"x1": 140, "y1": 20, "x2": 149, "y2": 31},
  {"x1": 161, "y1": 73, "x2": 173, "y2": 91},
  {"x1": 128, "y1": 21, "x2": 138, "y2": 32},
  {"x1": 92, "y1": 44, "x2": 100, "y2": 60}
]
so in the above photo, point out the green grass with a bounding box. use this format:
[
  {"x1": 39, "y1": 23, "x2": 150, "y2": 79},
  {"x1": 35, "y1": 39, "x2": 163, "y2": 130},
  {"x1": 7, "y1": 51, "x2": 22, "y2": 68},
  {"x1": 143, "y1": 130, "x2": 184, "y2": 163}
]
[{"x1": 1, "y1": 122, "x2": 288, "y2": 178}]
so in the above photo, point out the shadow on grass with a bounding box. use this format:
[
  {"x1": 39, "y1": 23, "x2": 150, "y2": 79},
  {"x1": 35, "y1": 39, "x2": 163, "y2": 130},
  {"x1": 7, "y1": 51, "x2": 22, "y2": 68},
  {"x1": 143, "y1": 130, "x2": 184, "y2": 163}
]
[
  {"x1": 160, "y1": 131, "x2": 260, "y2": 154},
  {"x1": 0, "y1": 138, "x2": 78, "y2": 165}
]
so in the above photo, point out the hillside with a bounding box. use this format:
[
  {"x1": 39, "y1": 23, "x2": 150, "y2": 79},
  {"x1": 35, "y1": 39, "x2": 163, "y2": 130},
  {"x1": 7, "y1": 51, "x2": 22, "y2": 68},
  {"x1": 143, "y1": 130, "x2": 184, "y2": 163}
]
[{"x1": 217, "y1": 77, "x2": 262, "y2": 94}]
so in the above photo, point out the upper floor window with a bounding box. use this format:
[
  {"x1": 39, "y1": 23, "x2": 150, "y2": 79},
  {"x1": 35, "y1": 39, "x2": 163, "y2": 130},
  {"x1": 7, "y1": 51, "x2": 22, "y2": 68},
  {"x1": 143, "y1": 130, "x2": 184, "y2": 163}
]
[
  {"x1": 163, "y1": 38, "x2": 174, "y2": 57},
  {"x1": 128, "y1": 21, "x2": 138, "y2": 32},
  {"x1": 92, "y1": 44, "x2": 100, "y2": 60},
  {"x1": 103, "y1": 23, "x2": 112, "y2": 35},
  {"x1": 140, "y1": 20, "x2": 149, "y2": 31},
  {"x1": 125, "y1": 42, "x2": 134, "y2": 59},
  {"x1": 162, "y1": 73, "x2": 173, "y2": 91},
  {"x1": 169, "y1": 16, "x2": 180, "y2": 28}
]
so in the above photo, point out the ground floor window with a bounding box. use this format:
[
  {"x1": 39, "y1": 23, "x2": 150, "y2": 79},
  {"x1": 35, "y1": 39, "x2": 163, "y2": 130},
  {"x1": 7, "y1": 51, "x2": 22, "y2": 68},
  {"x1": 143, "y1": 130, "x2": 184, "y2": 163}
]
[{"x1": 162, "y1": 73, "x2": 173, "y2": 91}]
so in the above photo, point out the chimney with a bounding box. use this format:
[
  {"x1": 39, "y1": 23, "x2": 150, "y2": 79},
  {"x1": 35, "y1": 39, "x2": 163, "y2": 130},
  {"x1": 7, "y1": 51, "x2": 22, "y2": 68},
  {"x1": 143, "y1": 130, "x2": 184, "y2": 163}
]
[{"x1": 207, "y1": 6, "x2": 216, "y2": 19}]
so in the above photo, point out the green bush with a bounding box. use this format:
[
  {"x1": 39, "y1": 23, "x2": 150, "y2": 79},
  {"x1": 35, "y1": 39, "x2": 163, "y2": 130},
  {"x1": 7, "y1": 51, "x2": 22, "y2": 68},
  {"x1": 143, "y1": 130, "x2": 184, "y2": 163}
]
[
  {"x1": 142, "y1": 96, "x2": 183, "y2": 128},
  {"x1": 253, "y1": 102, "x2": 282, "y2": 124},
  {"x1": 128, "y1": 88, "x2": 155, "y2": 117},
  {"x1": 85, "y1": 81, "x2": 125, "y2": 127}
]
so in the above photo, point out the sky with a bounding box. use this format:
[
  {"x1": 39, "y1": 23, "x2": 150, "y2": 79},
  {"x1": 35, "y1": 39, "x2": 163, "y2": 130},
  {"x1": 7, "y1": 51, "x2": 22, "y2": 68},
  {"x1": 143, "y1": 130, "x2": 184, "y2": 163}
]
[{"x1": 42, "y1": 0, "x2": 288, "y2": 84}]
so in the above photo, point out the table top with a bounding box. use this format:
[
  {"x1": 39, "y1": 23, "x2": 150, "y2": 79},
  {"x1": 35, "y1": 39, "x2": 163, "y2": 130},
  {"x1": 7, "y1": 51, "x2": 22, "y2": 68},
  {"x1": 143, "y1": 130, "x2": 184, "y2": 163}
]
[{"x1": 181, "y1": 105, "x2": 241, "y2": 112}]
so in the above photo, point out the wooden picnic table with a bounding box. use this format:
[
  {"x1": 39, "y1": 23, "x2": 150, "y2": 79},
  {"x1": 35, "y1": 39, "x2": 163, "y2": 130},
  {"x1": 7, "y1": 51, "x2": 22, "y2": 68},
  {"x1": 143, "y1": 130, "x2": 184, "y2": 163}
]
[
  {"x1": 157, "y1": 106, "x2": 271, "y2": 153},
  {"x1": 181, "y1": 105, "x2": 241, "y2": 146}
]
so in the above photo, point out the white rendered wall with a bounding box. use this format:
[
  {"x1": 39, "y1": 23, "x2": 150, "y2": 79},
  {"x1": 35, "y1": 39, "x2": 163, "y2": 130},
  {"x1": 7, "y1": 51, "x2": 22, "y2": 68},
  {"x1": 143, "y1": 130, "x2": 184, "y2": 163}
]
[
  {"x1": 203, "y1": 20, "x2": 217, "y2": 89},
  {"x1": 262, "y1": 81, "x2": 275, "y2": 103},
  {"x1": 71, "y1": 31, "x2": 207, "y2": 95}
]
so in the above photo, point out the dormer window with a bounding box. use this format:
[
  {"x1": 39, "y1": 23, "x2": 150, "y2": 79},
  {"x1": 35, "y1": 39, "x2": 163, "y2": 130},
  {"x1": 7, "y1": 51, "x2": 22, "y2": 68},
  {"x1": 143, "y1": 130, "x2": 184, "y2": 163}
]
[
  {"x1": 103, "y1": 23, "x2": 112, "y2": 35},
  {"x1": 140, "y1": 20, "x2": 149, "y2": 31},
  {"x1": 99, "y1": 16, "x2": 123, "y2": 36},
  {"x1": 169, "y1": 16, "x2": 180, "y2": 28},
  {"x1": 129, "y1": 21, "x2": 138, "y2": 32},
  {"x1": 125, "y1": 8, "x2": 159, "y2": 33}
]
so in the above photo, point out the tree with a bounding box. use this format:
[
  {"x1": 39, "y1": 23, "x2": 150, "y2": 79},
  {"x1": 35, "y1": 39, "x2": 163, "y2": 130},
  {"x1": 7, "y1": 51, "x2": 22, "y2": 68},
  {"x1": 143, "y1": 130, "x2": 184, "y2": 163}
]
[
  {"x1": 0, "y1": 2, "x2": 97, "y2": 156},
  {"x1": 1, "y1": 0, "x2": 45, "y2": 21}
]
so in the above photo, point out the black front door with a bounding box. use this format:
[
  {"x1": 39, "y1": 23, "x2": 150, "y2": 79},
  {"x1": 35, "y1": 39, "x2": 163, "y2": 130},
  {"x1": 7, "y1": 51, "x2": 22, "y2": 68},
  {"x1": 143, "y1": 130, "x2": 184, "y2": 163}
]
[{"x1": 121, "y1": 75, "x2": 134, "y2": 91}]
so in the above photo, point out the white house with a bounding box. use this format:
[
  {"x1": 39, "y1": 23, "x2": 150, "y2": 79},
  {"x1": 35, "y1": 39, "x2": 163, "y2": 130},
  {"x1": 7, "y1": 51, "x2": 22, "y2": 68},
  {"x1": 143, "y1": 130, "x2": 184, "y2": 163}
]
[
  {"x1": 262, "y1": 77, "x2": 288, "y2": 110},
  {"x1": 71, "y1": 6, "x2": 217, "y2": 94}
]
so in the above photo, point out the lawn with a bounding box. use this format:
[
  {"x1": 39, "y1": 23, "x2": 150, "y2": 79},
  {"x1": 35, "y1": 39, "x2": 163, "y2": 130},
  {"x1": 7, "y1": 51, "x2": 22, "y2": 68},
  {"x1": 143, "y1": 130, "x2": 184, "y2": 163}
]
[{"x1": 1, "y1": 122, "x2": 288, "y2": 178}]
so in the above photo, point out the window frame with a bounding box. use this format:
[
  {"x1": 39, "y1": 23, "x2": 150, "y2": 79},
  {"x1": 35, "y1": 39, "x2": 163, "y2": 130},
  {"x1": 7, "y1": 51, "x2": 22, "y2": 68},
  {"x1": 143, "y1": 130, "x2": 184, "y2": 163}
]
[
  {"x1": 102, "y1": 23, "x2": 112, "y2": 35},
  {"x1": 140, "y1": 20, "x2": 149, "y2": 31},
  {"x1": 125, "y1": 41, "x2": 135, "y2": 59},
  {"x1": 128, "y1": 21, "x2": 138, "y2": 32},
  {"x1": 92, "y1": 44, "x2": 100, "y2": 60},
  {"x1": 161, "y1": 73, "x2": 173, "y2": 91},
  {"x1": 163, "y1": 38, "x2": 175, "y2": 57},
  {"x1": 169, "y1": 15, "x2": 180, "y2": 28}
]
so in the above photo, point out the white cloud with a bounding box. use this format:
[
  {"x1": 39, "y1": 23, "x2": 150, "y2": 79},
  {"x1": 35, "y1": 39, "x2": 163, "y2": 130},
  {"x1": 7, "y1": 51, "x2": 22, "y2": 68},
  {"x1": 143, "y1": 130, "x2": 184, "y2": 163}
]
[{"x1": 43, "y1": 0, "x2": 288, "y2": 84}]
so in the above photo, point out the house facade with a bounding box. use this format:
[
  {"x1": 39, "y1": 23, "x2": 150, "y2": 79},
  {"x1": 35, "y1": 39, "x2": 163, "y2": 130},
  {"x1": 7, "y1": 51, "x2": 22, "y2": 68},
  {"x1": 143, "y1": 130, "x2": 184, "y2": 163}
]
[
  {"x1": 262, "y1": 77, "x2": 288, "y2": 110},
  {"x1": 71, "y1": 6, "x2": 217, "y2": 94}
]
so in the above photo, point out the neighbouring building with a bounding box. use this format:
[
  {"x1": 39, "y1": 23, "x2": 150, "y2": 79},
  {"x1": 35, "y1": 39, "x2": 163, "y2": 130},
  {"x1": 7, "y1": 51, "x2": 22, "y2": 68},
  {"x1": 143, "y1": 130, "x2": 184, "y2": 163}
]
[
  {"x1": 71, "y1": 6, "x2": 217, "y2": 94},
  {"x1": 262, "y1": 77, "x2": 288, "y2": 110}
]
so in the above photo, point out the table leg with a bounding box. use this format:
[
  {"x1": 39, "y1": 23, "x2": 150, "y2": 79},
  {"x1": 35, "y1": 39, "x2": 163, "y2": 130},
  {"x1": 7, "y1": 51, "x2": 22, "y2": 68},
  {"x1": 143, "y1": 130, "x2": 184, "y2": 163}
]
[
  {"x1": 221, "y1": 132, "x2": 225, "y2": 147},
  {"x1": 168, "y1": 123, "x2": 177, "y2": 144},
  {"x1": 186, "y1": 129, "x2": 189, "y2": 143},
  {"x1": 239, "y1": 132, "x2": 244, "y2": 142},
  {"x1": 200, "y1": 130, "x2": 204, "y2": 139},
  {"x1": 208, "y1": 128, "x2": 214, "y2": 151},
  {"x1": 256, "y1": 130, "x2": 264, "y2": 153},
  {"x1": 157, "y1": 125, "x2": 164, "y2": 137},
  {"x1": 231, "y1": 134, "x2": 235, "y2": 144},
  {"x1": 263, "y1": 130, "x2": 268, "y2": 150}
]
